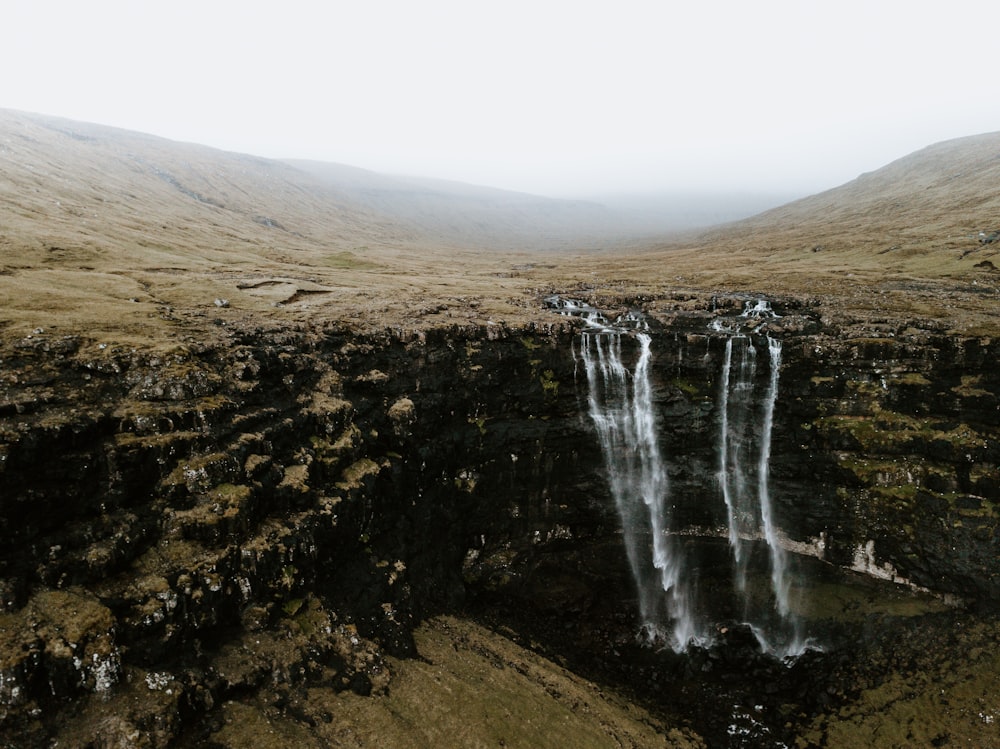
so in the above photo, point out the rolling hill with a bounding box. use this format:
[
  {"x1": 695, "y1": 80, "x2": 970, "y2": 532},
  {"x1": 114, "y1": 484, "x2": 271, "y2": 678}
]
[
  {"x1": 695, "y1": 130, "x2": 1000, "y2": 269},
  {"x1": 589, "y1": 130, "x2": 1000, "y2": 334},
  {"x1": 284, "y1": 159, "x2": 628, "y2": 250},
  {"x1": 1, "y1": 108, "x2": 999, "y2": 344},
  {"x1": 0, "y1": 109, "x2": 545, "y2": 344}
]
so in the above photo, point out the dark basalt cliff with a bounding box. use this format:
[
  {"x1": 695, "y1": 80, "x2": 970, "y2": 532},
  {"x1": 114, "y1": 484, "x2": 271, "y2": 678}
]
[
  {"x1": 646, "y1": 296, "x2": 1000, "y2": 601},
  {"x1": 1, "y1": 295, "x2": 998, "y2": 746},
  {"x1": 0, "y1": 317, "x2": 608, "y2": 745}
]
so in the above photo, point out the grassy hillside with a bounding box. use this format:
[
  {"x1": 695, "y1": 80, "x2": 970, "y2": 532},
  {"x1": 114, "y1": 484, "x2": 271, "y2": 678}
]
[
  {"x1": 701, "y1": 131, "x2": 1000, "y2": 263},
  {"x1": 0, "y1": 110, "x2": 545, "y2": 346},
  {"x1": 1, "y1": 109, "x2": 998, "y2": 345},
  {"x1": 562, "y1": 132, "x2": 1000, "y2": 334},
  {"x1": 286, "y1": 159, "x2": 627, "y2": 250}
]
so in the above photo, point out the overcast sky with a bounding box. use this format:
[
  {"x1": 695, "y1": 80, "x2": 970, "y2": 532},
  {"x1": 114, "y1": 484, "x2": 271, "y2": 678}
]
[{"x1": 4, "y1": 1, "x2": 999, "y2": 198}]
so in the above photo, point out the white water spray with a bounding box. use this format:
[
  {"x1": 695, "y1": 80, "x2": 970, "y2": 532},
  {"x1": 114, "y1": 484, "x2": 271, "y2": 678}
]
[
  {"x1": 557, "y1": 296, "x2": 807, "y2": 656},
  {"x1": 758, "y1": 335, "x2": 790, "y2": 618},
  {"x1": 580, "y1": 328, "x2": 698, "y2": 651}
]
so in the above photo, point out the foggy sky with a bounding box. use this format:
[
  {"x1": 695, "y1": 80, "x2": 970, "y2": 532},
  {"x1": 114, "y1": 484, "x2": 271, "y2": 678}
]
[{"x1": 5, "y1": 0, "x2": 999, "y2": 198}]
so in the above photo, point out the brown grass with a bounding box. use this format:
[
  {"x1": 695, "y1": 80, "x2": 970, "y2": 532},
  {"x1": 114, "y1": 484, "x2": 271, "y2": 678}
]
[
  {"x1": 2, "y1": 109, "x2": 998, "y2": 349},
  {"x1": 207, "y1": 615, "x2": 704, "y2": 749}
]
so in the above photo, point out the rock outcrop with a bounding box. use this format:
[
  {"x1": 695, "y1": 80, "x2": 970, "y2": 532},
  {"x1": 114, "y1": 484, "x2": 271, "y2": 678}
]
[
  {"x1": 1, "y1": 295, "x2": 998, "y2": 745},
  {"x1": 0, "y1": 318, "x2": 613, "y2": 744}
]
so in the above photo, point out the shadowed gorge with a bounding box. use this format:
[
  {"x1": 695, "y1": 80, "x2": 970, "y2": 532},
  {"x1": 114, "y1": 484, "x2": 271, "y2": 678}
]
[{"x1": 1, "y1": 110, "x2": 1000, "y2": 747}]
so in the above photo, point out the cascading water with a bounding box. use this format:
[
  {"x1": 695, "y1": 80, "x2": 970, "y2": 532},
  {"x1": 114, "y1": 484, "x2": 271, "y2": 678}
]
[
  {"x1": 717, "y1": 335, "x2": 801, "y2": 654},
  {"x1": 715, "y1": 306, "x2": 802, "y2": 653},
  {"x1": 553, "y1": 296, "x2": 809, "y2": 657},
  {"x1": 717, "y1": 335, "x2": 758, "y2": 595},
  {"x1": 579, "y1": 322, "x2": 699, "y2": 651},
  {"x1": 758, "y1": 335, "x2": 790, "y2": 619}
]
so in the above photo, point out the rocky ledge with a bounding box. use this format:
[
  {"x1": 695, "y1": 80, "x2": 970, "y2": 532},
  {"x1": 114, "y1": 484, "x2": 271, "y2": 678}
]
[{"x1": 0, "y1": 293, "x2": 997, "y2": 746}]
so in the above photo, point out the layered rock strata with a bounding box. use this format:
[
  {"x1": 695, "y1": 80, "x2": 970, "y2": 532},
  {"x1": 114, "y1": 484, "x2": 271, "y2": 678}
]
[{"x1": 0, "y1": 295, "x2": 997, "y2": 745}]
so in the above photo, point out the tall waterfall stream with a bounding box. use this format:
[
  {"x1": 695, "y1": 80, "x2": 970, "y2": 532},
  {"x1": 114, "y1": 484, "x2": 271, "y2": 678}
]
[{"x1": 564, "y1": 297, "x2": 809, "y2": 656}]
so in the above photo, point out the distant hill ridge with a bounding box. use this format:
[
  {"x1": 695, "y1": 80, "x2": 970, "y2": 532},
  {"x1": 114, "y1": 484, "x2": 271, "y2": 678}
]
[
  {"x1": 700, "y1": 130, "x2": 1000, "y2": 261},
  {"x1": 0, "y1": 108, "x2": 998, "y2": 340},
  {"x1": 0, "y1": 108, "x2": 797, "y2": 256},
  {"x1": 0, "y1": 108, "x2": 644, "y2": 253},
  {"x1": 3, "y1": 108, "x2": 999, "y2": 296},
  {"x1": 284, "y1": 158, "x2": 627, "y2": 250}
]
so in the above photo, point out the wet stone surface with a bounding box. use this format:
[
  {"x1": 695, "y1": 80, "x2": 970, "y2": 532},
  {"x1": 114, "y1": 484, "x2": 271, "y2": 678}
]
[{"x1": 0, "y1": 296, "x2": 998, "y2": 746}]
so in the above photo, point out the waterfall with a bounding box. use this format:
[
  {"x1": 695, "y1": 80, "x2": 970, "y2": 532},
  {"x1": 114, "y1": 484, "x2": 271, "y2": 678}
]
[
  {"x1": 580, "y1": 329, "x2": 698, "y2": 651},
  {"x1": 758, "y1": 336, "x2": 790, "y2": 618},
  {"x1": 717, "y1": 336, "x2": 760, "y2": 595},
  {"x1": 559, "y1": 295, "x2": 806, "y2": 656},
  {"x1": 714, "y1": 318, "x2": 800, "y2": 651}
]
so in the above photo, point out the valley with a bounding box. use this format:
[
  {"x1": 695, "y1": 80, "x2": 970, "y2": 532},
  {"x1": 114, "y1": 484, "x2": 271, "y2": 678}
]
[{"x1": 1, "y1": 109, "x2": 999, "y2": 747}]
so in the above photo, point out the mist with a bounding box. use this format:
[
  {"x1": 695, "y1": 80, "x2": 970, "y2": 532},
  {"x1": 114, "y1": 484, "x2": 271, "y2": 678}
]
[
  {"x1": 584, "y1": 190, "x2": 804, "y2": 233},
  {"x1": 4, "y1": 1, "x2": 999, "y2": 202}
]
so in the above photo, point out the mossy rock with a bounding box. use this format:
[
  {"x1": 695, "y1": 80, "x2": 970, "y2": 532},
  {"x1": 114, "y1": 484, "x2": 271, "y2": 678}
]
[{"x1": 337, "y1": 458, "x2": 382, "y2": 491}]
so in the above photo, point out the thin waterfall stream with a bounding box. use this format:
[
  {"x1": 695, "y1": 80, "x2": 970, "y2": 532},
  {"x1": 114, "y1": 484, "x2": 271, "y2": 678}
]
[
  {"x1": 759, "y1": 335, "x2": 791, "y2": 619},
  {"x1": 580, "y1": 328, "x2": 697, "y2": 649},
  {"x1": 557, "y1": 296, "x2": 809, "y2": 657},
  {"x1": 714, "y1": 305, "x2": 802, "y2": 653}
]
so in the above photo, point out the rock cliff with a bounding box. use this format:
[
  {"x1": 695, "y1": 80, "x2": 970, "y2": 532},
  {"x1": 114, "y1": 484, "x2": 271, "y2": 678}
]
[
  {"x1": 645, "y1": 294, "x2": 1000, "y2": 601},
  {"x1": 0, "y1": 316, "x2": 611, "y2": 745},
  {"x1": 1, "y1": 294, "x2": 998, "y2": 746}
]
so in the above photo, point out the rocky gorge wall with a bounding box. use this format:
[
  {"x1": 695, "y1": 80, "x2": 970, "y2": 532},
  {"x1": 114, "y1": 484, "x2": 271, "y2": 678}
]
[
  {"x1": 642, "y1": 296, "x2": 1000, "y2": 603},
  {"x1": 777, "y1": 319, "x2": 1000, "y2": 601},
  {"x1": 0, "y1": 318, "x2": 613, "y2": 745},
  {"x1": 1, "y1": 296, "x2": 998, "y2": 745}
]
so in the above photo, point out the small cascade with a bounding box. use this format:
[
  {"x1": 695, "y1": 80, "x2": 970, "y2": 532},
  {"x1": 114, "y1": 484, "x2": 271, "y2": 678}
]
[
  {"x1": 742, "y1": 298, "x2": 777, "y2": 318},
  {"x1": 715, "y1": 300, "x2": 802, "y2": 653},
  {"x1": 578, "y1": 316, "x2": 699, "y2": 651},
  {"x1": 551, "y1": 295, "x2": 809, "y2": 657}
]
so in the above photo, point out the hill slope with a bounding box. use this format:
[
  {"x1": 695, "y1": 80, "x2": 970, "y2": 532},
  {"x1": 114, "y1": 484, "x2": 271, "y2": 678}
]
[
  {"x1": 0, "y1": 109, "x2": 427, "y2": 256},
  {"x1": 0, "y1": 109, "x2": 549, "y2": 344},
  {"x1": 566, "y1": 130, "x2": 1000, "y2": 334},
  {"x1": 285, "y1": 159, "x2": 627, "y2": 250},
  {"x1": 1, "y1": 109, "x2": 999, "y2": 342},
  {"x1": 695, "y1": 131, "x2": 1000, "y2": 270}
]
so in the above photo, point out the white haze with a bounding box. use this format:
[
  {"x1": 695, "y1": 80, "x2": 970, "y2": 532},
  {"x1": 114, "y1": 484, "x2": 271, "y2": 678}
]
[{"x1": 4, "y1": 0, "x2": 999, "y2": 199}]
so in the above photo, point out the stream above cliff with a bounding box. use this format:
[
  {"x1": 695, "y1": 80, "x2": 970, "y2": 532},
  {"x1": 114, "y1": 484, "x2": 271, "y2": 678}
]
[{"x1": 1, "y1": 292, "x2": 998, "y2": 747}]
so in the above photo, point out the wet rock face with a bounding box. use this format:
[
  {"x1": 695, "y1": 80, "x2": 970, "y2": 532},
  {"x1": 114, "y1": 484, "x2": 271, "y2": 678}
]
[
  {"x1": 0, "y1": 320, "x2": 617, "y2": 743},
  {"x1": 779, "y1": 329, "x2": 1000, "y2": 600},
  {"x1": 642, "y1": 299, "x2": 1000, "y2": 602},
  {"x1": 0, "y1": 299, "x2": 998, "y2": 744}
]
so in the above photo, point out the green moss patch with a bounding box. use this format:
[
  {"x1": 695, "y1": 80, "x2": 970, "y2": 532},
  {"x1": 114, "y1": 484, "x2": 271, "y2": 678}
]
[{"x1": 816, "y1": 413, "x2": 986, "y2": 455}]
